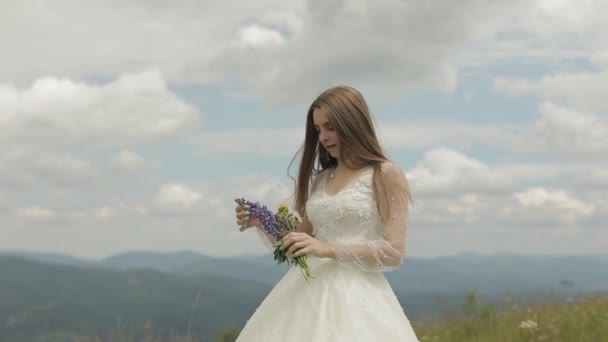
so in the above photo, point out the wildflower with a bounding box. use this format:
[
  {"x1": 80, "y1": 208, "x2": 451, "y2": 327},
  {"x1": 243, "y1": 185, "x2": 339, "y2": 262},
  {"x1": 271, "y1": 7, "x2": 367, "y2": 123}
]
[
  {"x1": 518, "y1": 320, "x2": 538, "y2": 329},
  {"x1": 235, "y1": 198, "x2": 312, "y2": 282},
  {"x1": 235, "y1": 198, "x2": 282, "y2": 240},
  {"x1": 291, "y1": 211, "x2": 302, "y2": 225},
  {"x1": 277, "y1": 204, "x2": 289, "y2": 219}
]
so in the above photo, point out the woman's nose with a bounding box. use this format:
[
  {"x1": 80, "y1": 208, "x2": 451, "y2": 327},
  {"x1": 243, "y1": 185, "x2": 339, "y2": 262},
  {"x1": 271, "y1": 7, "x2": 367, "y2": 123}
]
[{"x1": 318, "y1": 131, "x2": 328, "y2": 142}]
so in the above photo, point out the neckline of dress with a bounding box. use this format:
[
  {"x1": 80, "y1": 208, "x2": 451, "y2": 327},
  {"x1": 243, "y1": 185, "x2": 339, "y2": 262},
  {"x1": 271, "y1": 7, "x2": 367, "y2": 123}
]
[{"x1": 323, "y1": 167, "x2": 374, "y2": 198}]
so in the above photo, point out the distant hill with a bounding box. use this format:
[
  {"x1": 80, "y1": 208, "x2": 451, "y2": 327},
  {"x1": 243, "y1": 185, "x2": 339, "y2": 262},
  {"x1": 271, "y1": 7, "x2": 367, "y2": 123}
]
[
  {"x1": 0, "y1": 250, "x2": 98, "y2": 268},
  {"x1": 0, "y1": 256, "x2": 269, "y2": 342},
  {"x1": 4, "y1": 250, "x2": 606, "y2": 294},
  {"x1": 102, "y1": 250, "x2": 289, "y2": 285},
  {"x1": 1, "y1": 251, "x2": 607, "y2": 341},
  {"x1": 386, "y1": 253, "x2": 608, "y2": 294}
]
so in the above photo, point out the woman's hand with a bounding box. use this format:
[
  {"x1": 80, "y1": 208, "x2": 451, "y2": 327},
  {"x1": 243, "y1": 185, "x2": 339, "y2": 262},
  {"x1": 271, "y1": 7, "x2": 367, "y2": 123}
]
[
  {"x1": 282, "y1": 232, "x2": 333, "y2": 259},
  {"x1": 235, "y1": 204, "x2": 261, "y2": 231}
]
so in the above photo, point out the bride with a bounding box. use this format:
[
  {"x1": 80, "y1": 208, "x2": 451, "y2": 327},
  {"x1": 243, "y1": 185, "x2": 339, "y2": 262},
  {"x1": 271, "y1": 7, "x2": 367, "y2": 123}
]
[{"x1": 234, "y1": 85, "x2": 420, "y2": 341}]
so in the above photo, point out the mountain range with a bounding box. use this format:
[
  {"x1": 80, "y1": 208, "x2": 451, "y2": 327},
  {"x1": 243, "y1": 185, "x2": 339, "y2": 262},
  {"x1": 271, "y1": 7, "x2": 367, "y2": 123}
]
[
  {"x1": 5, "y1": 249, "x2": 607, "y2": 293},
  {"x1": 2, "y1": 250, "x2": 607, "y2": 341}
]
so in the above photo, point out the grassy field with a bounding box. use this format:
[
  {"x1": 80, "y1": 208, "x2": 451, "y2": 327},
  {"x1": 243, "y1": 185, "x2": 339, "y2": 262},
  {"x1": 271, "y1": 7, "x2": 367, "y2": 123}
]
[
  {"x1": 412, "y1": 291, "x2": 608, "y2": 342},
  {"x1": 30, "y1": 292, "x2": 608, "y2": 341}
]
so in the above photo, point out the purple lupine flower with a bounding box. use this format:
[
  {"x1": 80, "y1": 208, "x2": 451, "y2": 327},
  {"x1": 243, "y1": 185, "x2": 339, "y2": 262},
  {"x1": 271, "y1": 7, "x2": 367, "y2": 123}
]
[
  {"x1": 236, "y1": 198, "x2": 282, "y2": 240},
  {"x1": 234, "y1": 197, "x2": 313, "y2": 283}
]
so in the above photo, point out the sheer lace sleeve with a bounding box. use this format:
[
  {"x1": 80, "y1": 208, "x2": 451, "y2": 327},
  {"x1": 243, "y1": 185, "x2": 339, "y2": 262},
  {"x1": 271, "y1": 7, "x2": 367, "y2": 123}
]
[
  {"x1": 254, "y1": 223, "x2": 276, "y2": 249},
  {"x1": 330, "y1": 162, "x2": 412, "y2": 272}
]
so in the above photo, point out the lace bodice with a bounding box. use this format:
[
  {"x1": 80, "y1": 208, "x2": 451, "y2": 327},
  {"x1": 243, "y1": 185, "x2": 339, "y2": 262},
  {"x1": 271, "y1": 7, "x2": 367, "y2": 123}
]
[
  {"x1": 252, "y1": 161, "x2": 410, "y2": 273},
  {"x1": 302, "y1": 161, "x2": 411, "y2": 273},
  {"x1": 306, "y1": 169, "x2": 383, "y2": 244}
]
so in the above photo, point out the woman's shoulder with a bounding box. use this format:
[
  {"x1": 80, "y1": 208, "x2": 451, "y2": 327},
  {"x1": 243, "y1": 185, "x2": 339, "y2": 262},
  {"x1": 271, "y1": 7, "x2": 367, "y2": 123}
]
[
  {"x1": 378, "y1": 160, "x2": 403, "y2": 173},
  {"x1": 377, "y1": 160, "x2": 407, "y2": 184}
]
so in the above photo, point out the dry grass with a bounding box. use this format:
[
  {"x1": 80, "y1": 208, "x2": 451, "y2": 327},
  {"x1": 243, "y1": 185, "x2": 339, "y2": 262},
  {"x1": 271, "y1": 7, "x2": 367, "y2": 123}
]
[
  {"x1": 36, "y1": 293, "x2": 608, "y2": 341},
  {"x1": 412, "y1": 292, "x2": 608, "y2": 342}
]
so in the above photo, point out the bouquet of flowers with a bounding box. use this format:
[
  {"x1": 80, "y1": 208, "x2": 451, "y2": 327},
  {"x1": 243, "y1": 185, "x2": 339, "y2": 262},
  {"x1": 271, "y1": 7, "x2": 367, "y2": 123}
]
[{"x1": 235, "y1": 198, "x2": 313, "y2": 282}]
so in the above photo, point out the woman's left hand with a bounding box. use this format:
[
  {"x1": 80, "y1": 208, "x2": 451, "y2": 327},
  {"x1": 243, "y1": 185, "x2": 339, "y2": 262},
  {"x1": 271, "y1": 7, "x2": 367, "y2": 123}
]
[{"x1": 282, "y1": 232, "x2": 332, "y2": 258}]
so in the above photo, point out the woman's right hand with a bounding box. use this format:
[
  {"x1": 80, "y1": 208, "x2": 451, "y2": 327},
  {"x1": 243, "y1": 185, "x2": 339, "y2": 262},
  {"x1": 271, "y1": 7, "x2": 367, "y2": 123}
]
[{"x1": 235, "y1": 204, "x2": 261, "y2": 231}]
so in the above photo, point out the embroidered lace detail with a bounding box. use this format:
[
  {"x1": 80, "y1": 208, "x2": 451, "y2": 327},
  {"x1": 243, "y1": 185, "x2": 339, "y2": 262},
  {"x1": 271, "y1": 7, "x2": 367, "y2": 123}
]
[
  {"x1": 305, "y1": 162, "x2": 411, "y2": 273},
  {"x1": 307, "y1": 170, "x2": 380, "y2": 244}
]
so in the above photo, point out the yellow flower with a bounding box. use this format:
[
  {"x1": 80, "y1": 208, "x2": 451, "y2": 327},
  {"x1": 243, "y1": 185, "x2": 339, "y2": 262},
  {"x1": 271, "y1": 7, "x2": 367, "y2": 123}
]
[{"x1": 277, "y1": 204, "x2": 289, "y2": 219}]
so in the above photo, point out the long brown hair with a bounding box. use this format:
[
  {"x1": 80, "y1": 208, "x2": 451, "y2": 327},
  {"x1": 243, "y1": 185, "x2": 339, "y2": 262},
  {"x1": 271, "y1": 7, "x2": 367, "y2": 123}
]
[{"x1": 287, "y1": 85, "x2": 413, "y2": 223}]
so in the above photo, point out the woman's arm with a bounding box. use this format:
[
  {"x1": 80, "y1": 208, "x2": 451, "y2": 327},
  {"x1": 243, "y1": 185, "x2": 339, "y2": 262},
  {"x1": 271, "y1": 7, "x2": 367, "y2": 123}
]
[
  {"x1": 254, "y1": 223, "x2": 277, "y2": 249},
  {"x1": 324, "y1": 162, "x2": 411, "y2": 272},
  {"x1": 254, "y1": 170, "x2": 321, "y2": 247},
  {"x1": 288, "y1": 162, "x2": 411, "y2": 272}
]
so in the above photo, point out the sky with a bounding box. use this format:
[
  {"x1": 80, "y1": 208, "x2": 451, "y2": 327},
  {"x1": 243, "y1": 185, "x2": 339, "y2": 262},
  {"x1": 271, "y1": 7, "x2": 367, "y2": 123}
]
[{"x1": 1, "y1": 0, "x2": 607, "y2": 260}]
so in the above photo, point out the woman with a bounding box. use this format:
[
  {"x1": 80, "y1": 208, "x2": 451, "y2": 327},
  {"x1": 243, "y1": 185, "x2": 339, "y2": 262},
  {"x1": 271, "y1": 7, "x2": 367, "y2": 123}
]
[{"x1": 234, "y1": 86, "x2": 419, "y2": 341}]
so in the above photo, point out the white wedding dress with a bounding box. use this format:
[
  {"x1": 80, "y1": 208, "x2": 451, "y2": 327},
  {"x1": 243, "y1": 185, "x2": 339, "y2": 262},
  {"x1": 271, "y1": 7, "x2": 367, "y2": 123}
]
[{"x1": 236, "y1": 162, "x2": 420, "y2": 341}]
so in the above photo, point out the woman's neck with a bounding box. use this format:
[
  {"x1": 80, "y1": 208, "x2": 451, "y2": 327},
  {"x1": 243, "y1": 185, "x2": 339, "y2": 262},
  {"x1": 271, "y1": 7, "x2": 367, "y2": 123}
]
[{"x1": 335, "y1": 160, "x2": 364, "y2": 173}]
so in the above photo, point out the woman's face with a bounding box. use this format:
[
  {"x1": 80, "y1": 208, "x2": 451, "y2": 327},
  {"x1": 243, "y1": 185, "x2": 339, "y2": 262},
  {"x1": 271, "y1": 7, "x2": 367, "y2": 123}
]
[{"x1": 313, "y1": 108, "x2": 340, "y2": 159}]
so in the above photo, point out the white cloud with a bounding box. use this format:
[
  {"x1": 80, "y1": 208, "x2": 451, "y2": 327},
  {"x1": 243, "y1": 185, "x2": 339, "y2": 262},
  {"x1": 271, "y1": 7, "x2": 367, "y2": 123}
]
[
  {"x1": 193, "y1": 120, "x2": 535, "y2": 157},
  {"x1": 595, "y1": 196, "x2": 608, "y2": 218},
  {"x1": 190, "y1": 128, "x2": 304, "y2": 156},
  {"x1": 94, "y1": 206, "x2": 116, "y2": 219},
  {"x1": 3, "y1": 0, "x2": 608, "y2": 259},
  {"x1": 512, "y1": 188, "x2": 595, "y2": 224},
  {"x1": 259, "y1": 8, "x2": 303, "y2": 34},
  {"x1": 493, "y1": 72, "x2": 608, "y2": 113},
  {"x1": 497, "y1": 163, "x2": 570, "y2": 183},
  {"x1": 435, "y1": 63, "x2": 459, "y2": 93},
  {"x1": 412, "y1": 192, "x2": 501, "y2": 227},
  {"x1": 2, "y1": 0, "x2": 606, "y2": 106},
  {"x1": 66, "y1": 211, "x2": 87, "y2": 220},
  {"x1": 155, "y1": 184, "x2": 203, "y2": 210},
  {"x1": 0, "y1": 0, "x2": 282, "y2": 83},
  {"x1": 1, "y1": 173, "x2": 296, "y2": 258},
  {"x1": 110, "y1": 150, "x2": 150, "y2": 172},
  {"x1": 2, "y1": 165, "x2": 606, "y2": 258},
  {"x1": 493, "y1": 78, "x2": 535, "y2": 96},
  {"x1": 457, "y1": 0, "x2": 606, "y2": 68},
  {"x1": 16, "y1": 207, "x2": 59, "y2": 220},
  {"x1": 33, "y1": 155, "x2": 97, "y2": 186},
  {"x1": 525, "y1": 0, "x2": 598, "y2": 35},
  {"x1": 378, "y1": 121, "x2": 529, "y2": 151},
  {"x1": 237, "y1": 24, "x2": 286, "y2": 48},
  {"x1": 0, "y1": 148, "x2": 97, "y2": 188},
  {"x1": 591, "y1": 50, "x2": 608, "y2": 67},
  {"x1": 495, "y1": 161, "x2": 608, "y2": 194},
  {"x1": 408, "y1": 148, "x2": 515, "y2": 195},
  {"x1": 0, "y1": 70, "x2": 201, "y2": 146},
  {"x1": 573, "y1": 169, "x2": 608, "y2": 189},
  {"x1": 410, "y1": 183, "x2": 601, "y2": 230},
  {"x1": 533, "y1": 102, "x2": 608, "y2": 156},
  {"x1": 0, "y1": 149, "x2": 35, "y2": 189},
  {"x1": 211, "y1": 0, "x2": 524, "y2": 104},
  {"x1": 13, "y1": 204, "x2": 122, "y2": 223},
  {"x1": 445, "y1": 194, "x2": 480, "y2": 223},
  {"x1": 493, "y1": 64, "x2": 608, "y2": 157}
]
